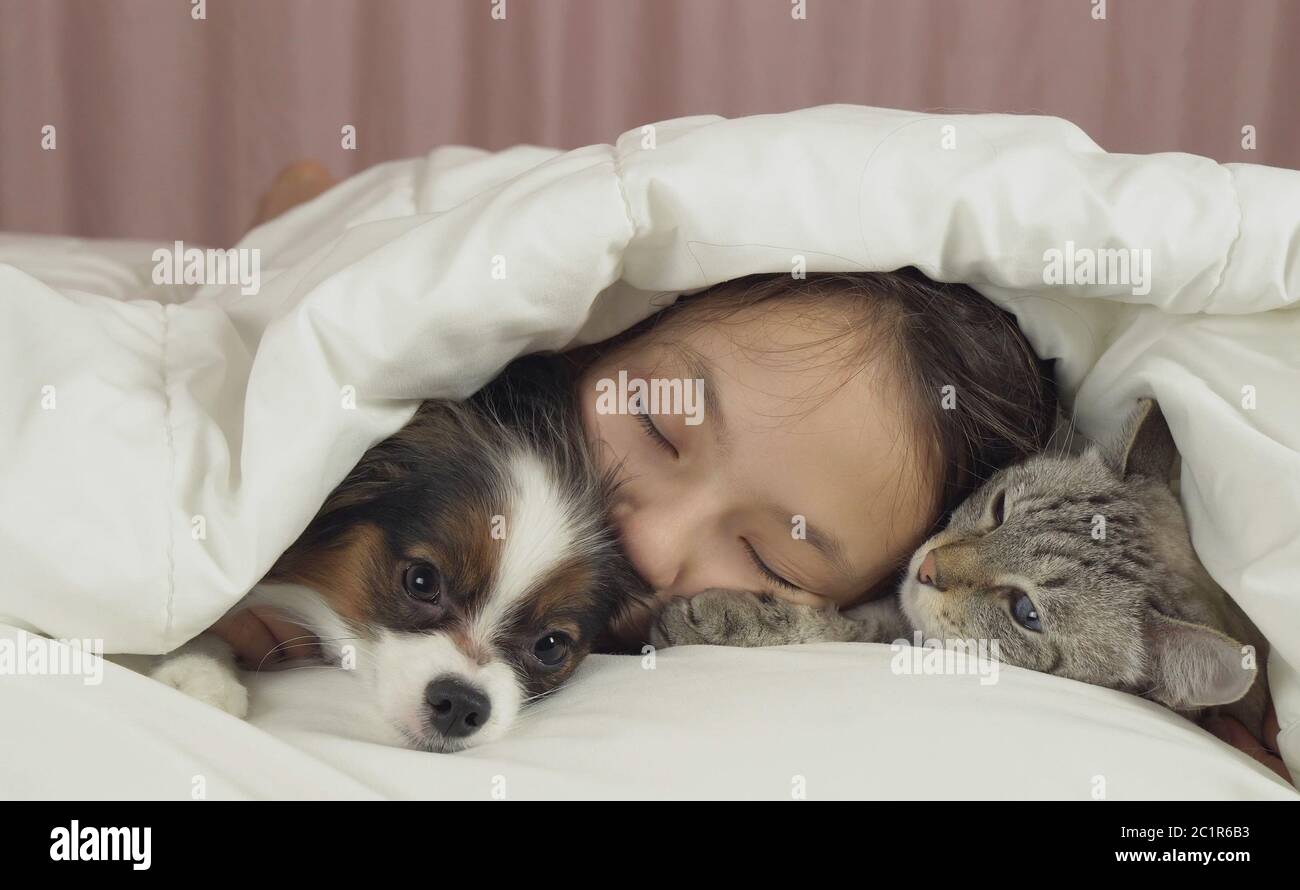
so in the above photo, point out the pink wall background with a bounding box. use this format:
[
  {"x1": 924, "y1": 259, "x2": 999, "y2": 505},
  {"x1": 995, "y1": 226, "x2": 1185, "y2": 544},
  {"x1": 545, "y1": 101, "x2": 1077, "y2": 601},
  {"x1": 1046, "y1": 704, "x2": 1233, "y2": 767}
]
[{"x1": 2, "y1": 0, "x2": 1297, "y2": 248}]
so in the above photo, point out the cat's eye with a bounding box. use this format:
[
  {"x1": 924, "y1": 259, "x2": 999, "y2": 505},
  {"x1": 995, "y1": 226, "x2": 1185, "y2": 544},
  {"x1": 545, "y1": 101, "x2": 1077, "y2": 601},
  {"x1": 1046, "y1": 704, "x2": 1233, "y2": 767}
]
[
  {"x1": 532, "y1": 631, "x2": 572, "y2": 667},
  {"x1": 403, "y1": 562, "x2": 444, "y2": 602},
  {"x1": 988, "y1": 488, "x2": 1007, "y2": 527},
  {"x1": 1008, "y1": 590, "x2": 1042, "y2": 632}
]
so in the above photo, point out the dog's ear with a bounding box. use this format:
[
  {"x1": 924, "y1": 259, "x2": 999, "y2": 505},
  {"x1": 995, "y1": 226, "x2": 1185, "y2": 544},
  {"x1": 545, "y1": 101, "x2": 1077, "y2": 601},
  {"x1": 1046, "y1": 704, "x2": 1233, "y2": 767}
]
[
  {"x1": 318, "y1": 400, "x2": 466, "y2": 515},
  {"x1": 269, "y1": 401, "x2": 470, "y2": 579},
  {"x1": 593, "y1": 589, "x2": 659, "y2": 655}
]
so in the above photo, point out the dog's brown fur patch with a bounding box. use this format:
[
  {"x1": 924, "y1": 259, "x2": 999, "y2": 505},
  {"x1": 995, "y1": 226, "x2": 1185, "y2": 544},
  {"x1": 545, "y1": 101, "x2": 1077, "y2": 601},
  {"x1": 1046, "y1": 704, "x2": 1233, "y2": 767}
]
[{"x1": 267, "y1": 523, "x2": 385, "y2": 624}]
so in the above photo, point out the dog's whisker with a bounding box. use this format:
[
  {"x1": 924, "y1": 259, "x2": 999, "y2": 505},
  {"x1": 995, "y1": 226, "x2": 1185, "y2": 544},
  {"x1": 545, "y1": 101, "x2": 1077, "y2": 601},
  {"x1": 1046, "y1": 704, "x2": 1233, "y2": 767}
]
[{"x1": 252, "y1": 634, "x2": 375, "y2": 673}]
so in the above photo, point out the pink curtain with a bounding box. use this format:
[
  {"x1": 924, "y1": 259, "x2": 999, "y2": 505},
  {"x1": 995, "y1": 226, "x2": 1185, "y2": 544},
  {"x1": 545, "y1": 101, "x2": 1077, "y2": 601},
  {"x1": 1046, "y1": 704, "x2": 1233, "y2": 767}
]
[{"x1": 2, "y1": 0, "x2": 1296, "y2": 247}]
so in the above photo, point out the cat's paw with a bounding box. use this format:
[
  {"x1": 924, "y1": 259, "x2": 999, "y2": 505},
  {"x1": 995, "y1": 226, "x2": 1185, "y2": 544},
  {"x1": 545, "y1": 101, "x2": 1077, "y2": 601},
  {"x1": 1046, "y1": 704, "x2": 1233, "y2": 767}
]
[
  {"x1": 151, "y1": 653, "x2": 249, "y2": 718},
  {"x1": 650, "y1": 589, "x2": 794, "y2": 648},
  {"x1": 650, "y1": 596, "x2": 710, "y2": 648},
  {"x1": 652, "y1": 589, "x2": 866, "y2": 649}
]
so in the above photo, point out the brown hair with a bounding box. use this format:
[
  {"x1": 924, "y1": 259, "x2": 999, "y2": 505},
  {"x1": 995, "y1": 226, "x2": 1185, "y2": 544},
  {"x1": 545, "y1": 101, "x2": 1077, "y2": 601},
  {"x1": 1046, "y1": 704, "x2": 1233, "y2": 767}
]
[{"x1": 568, "y1": 269, "x2": 1056, "y2": 528}]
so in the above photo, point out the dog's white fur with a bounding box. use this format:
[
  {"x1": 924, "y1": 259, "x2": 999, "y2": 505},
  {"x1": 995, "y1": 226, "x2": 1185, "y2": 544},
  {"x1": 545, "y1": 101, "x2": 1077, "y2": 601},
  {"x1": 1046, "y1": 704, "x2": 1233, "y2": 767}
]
[{"x1": 151, "y1": 446, "x2": 599, "y2": 751}]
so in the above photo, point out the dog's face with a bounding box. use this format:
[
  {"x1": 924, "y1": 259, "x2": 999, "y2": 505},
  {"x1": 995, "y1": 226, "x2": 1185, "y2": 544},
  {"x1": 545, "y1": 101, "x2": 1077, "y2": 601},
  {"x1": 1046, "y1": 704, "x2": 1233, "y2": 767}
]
[{"x1": 264, "y1": 398, "x2": 641, "y2": 752}]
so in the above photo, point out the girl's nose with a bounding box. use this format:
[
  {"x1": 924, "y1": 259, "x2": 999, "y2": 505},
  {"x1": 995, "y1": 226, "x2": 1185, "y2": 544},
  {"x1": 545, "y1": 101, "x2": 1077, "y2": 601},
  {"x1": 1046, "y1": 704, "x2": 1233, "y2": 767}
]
[
  {"x1": 614, "y1": 510, "x2": 684, "y2": 595},
  {"x1": 614, "y1": 493, "x2": 710, "y2": 597}
]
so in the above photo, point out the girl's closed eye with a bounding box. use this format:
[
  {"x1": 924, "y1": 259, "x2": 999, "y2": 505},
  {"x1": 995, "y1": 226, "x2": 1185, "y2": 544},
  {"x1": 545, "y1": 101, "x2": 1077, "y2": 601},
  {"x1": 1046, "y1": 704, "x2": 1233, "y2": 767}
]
[
  {"x1": 742, "y1": 539, "x2": 800, "y2": 592},
  {"x1": 636, "y1": 412, "x2": 678, "y2": 457}
]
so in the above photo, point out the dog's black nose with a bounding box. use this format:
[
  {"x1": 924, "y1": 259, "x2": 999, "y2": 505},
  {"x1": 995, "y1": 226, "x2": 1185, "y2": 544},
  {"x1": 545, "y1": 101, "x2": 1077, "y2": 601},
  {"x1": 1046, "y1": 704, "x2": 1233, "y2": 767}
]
[{"x1": 425, "y1": 678, "x2": 492, "y2": 738}]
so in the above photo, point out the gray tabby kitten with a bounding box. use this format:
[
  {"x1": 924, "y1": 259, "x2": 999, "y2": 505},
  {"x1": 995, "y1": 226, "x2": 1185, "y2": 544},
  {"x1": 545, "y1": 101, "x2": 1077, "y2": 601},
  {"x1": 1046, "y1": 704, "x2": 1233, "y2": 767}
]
[{"x1": 651, "y1": 400, "x2": 1269, "y2": 740}]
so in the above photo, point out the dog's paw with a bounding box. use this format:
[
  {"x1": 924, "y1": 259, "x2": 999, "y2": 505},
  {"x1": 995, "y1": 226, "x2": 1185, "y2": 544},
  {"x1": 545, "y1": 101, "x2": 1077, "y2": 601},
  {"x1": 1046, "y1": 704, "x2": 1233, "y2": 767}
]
[{"x1": 151, "y1": 654, "x2": 249, "y2": 718}]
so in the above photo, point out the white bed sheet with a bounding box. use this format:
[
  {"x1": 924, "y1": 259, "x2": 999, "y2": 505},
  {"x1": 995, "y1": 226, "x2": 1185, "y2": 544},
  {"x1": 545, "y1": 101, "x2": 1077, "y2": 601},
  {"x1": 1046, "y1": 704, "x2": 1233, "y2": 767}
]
[{"x1": 2, "y1": 623, "x2": 1293, "y2": 800}]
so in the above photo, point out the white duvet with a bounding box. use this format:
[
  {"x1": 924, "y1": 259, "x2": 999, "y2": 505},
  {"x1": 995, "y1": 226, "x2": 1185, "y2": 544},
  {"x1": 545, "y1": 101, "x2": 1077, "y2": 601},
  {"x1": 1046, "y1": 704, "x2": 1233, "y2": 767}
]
[{"x1": 1, "y1": 105, "x2": 1297, "y2": 799}]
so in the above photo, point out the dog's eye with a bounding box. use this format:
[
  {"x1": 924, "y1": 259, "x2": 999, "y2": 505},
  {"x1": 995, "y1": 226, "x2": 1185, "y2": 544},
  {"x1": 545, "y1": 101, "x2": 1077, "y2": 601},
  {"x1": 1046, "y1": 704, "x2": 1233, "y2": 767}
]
[
  {"x1": 403, "y1": 562, "x2": 444, "y2": 602},
  {"x1": 532, "y1": 632, "x2": 571, "y2": 667},
  {"x1": 1008, "y1": 589, "x2": 1042, "y2": 632}
]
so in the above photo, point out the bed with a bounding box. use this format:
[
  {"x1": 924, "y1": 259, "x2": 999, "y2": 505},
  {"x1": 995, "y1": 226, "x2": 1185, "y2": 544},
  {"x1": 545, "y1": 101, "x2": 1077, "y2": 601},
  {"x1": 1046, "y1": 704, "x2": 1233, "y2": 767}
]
[{"x1": 1, "y1": 105, "x2": 1297, "y2": 799}]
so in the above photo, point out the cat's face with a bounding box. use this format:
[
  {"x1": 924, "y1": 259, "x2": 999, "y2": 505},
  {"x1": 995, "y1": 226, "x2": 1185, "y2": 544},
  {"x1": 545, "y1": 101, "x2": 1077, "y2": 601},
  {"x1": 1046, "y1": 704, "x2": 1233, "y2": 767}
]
[
  {"x1": 897, "y1": 400, "x2": 1256, "y2": 712},
  {"x1": 898, "y1": 448, "x2": 1153, "y2": 690}
]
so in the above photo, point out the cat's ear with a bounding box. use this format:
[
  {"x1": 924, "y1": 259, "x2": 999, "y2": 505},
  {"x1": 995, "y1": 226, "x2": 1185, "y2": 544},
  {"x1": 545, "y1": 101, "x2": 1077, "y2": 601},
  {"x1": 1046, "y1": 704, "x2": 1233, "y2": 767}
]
[
  {"x1": 1042, "y1": 408, "x2": 1086, "y2": 456},
  {"x1": 1144, "y1": 610, "x2": 1256, "y2": 709},
  {"x1": 1102, "y1": 398, "x2": 1178, "y2": 482}
]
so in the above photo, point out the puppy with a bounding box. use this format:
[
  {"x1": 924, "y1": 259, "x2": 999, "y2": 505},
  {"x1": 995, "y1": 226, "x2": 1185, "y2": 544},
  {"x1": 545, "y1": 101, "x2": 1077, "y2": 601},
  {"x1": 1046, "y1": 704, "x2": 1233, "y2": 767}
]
[{"x1": 153, "y1": 358, "x2": 647, "y2": 752}]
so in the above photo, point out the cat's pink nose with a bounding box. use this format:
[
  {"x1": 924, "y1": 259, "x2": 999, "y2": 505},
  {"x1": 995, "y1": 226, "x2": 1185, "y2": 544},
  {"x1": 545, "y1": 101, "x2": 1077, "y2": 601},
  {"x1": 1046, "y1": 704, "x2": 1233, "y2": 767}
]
[{"x1": 917, "y1": 550, "x2": 938, "y2": 587}]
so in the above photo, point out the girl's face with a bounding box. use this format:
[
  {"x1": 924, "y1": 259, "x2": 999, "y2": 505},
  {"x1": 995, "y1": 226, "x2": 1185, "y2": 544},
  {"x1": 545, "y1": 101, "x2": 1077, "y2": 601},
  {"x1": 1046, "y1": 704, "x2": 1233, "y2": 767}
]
[{"x1": 578, "y1": 298, "x2": 939, "y2": 612}]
